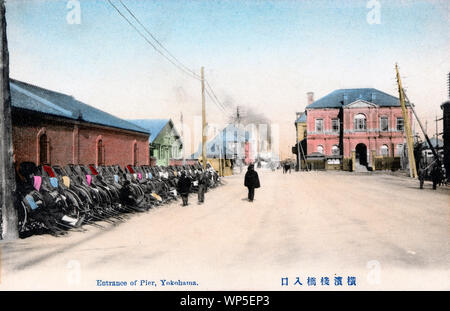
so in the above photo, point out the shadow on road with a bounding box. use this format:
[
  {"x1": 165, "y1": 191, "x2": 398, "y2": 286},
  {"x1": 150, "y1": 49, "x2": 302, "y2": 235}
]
[{"x1": 7, "y1": 220, "x2": 120, "y2": 272}]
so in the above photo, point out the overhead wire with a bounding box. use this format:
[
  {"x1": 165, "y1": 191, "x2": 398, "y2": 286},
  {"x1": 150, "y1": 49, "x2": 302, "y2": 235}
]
[
  {"x1": 118, "y1": 0, "x2": 202, "y2": 80},
  {"x1": 108, "y1": 0, "x2": 232, "y2": 118},
  {"x1": 107, "y1": 0, "x2": 200, "y2": 81}
]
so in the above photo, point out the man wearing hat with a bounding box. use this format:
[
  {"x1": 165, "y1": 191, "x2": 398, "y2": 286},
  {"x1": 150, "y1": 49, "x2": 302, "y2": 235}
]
[
  {"x1": 244, "y1": 164, "x2": 260, "y2": 202},
  {"x1": 177, "y1": 171, "x2": 192, "y2": 206}
]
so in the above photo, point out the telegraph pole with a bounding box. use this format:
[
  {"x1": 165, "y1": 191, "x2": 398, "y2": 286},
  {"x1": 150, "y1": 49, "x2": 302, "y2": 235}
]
[
  {"x1": 0, "y1": 0, "x2": 18, "y2": 240},
  {"x1": 435, "y1": 115, "x2": 438, "y2": 141},
  {"x1": 395, "y1": 63, "x2": 417, "y2": 178},
  {"x1": 403, "y1": 92, "x2": 441, "y2": 167},
  {"x1": 234, "y1": 106, "x2": 239, "y2": 166},
  {"x1": 201, "y1": 67, "x2": 207, "y2": 170},
  {"x1": 295, "y1": 121, "x2": 300, "y2": 171},
  {"x1": 180, "y1": 112, "x2": 185, "y2": 165}
]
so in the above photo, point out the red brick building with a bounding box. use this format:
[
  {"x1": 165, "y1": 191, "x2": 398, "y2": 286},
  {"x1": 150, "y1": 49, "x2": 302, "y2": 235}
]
[
  {"x1": 305, "y1": 88, "x2": 413, "y2": 169},
  {"x1": 10, "y1": 79, "x2": 150, "y2": 167}
]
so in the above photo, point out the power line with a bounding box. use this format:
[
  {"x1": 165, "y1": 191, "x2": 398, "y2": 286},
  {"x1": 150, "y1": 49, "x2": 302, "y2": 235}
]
[
  {"x1": 107, "y1": 0, "x2": 200, "y2": 81},
  {"x1": 205, "y1": 80, "x2": 227, "y2": 111},
  {"x1": 118, "y1": 0, "x2": 232, "y2": 116},
  {"x1": 118, "y1": 0, "x2": 201, "y2": 80},
  {"x1": 205, "y1": 88, "x2": 230, "y2": 116},
  {"x1": 108, "y1": 0, "x2": 231, "y2": 118}
]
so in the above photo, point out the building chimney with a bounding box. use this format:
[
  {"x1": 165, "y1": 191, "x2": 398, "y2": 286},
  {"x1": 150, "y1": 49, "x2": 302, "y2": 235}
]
[{"x1": 307, "y1": 92, "x2": 314, "y2": 106}]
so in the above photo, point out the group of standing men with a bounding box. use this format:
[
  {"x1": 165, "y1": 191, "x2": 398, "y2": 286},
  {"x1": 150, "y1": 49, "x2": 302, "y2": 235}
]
[
  {"x1": 418, "y1": 162, "x2": 447, "y2": 190},
  {"x1": 177, "y1": 171, "x2": 210, "y2": 206},
  {"x1": 177, "y1": 162, "x2": 262, "y2": 205}
]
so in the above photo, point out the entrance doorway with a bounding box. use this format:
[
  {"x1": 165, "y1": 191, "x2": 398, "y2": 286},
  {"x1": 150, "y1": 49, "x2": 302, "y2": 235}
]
[{"x1": 355, "y1": 143, "x2": 368, "y2": 166}]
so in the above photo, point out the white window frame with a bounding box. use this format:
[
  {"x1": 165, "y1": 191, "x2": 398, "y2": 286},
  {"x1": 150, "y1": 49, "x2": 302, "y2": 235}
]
[
  {"x1": 354, "y1": 114, "x2": 367, "y2": 131},
  {"x1": 315, "y1": 119, "x2": 324, "y2": 132},
  {"x1": 396, "y1": 117, "x2": 404, "y2": 131},
  {"x1": 331, "y1": 145, "x2": 339, "y2": 155},
  {"x1": 396, "y1": 144, "x2": 404, "y2": 156},
  {"x1": 331, "y1": 119, "x2": 339, "y2": 132},
  {"x1": 317, "y1": 145, "x2": 324, "y2": 154},
  {"x1": 380, "y1": 116, "x2": 389, "y2": 132},
  {"x1": 380, "y1": 144, "x2": 389, "y2": 157}
]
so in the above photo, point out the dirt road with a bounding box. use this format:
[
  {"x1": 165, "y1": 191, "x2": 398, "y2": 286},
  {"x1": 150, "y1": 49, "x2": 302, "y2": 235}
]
[{"x1": 0, "y1": 170, "x2": 448, "y2": 290}]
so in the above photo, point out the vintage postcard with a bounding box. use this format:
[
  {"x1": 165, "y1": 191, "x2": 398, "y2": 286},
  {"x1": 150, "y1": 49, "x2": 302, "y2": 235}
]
[{"x1": 0, "y1": 0, "x2": 449, "y2": 297}]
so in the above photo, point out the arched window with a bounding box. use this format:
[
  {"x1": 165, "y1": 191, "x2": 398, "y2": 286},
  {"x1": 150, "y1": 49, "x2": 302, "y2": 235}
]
[
  {"x1": 97, "y1": 139, "x2": 104, "y2": 165},
  {"x1": 133, "y1": 142, "x2": 138, "y2": 166},
  {"x1": 354, "y1": 114, "x2": 367, "y2": 131},
  {"x1": 380, "y1": 144, "x2": 389, "y2": 157},
  {"x1": 331, "y1": 145, "x2": 339, "y2": 155},
  {"x1": 39, "y1": 133, "x2": 48, "y2": 165},
  {"x1": 317, "y1": 145, "x2": 324, "y2": 154}
]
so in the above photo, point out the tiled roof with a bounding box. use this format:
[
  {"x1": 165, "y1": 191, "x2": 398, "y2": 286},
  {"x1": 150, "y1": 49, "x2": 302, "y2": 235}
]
[
  {"x1": 128, "y1": 119, "x2": 173, "y2": 143},
  {"x1": 306, "y1": 88, "x2": 402, "y2": 109},
  {"x1": 10, "y1": 79, "x2": 149, "y2": 135}
]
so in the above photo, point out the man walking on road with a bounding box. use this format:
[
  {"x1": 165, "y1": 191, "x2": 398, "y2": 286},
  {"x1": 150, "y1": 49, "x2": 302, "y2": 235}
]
[
  {"x1": 430, "y1": 163, "x2": 441, "y2": 190},
  {"x1": 197, "y1": 171, "x2": 208, "y2": 204},
  {"x1": 244, "y1": 164, "x2": 260, "y2": 202},
  {"x1": 177, "y1": 171, "x2": 192, "y2": 206},
  {"x1": 418, "y1": 165, "x2": 425, "y2": 189}
]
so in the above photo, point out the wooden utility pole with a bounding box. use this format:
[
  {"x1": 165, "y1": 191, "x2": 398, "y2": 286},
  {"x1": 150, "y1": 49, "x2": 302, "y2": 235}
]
[
  {"x1": 234, "y1": 106, "x2": 239, "y2": 162},
  {"x1": 0, "y1": 0, "x2": 18, "y2": 240},
  {"x1": 395, "y1": 63, "x2": 417, "y2": 178},
  {"x1": 295, "y1": 121, "x2": 300, "y2": 171},
  {"x1": 201, "y1": 67, "x2": 207, "y2": 169},
  {"x1": 180, "y1": 112, "x2": 185, "y2": 165},
  {"x1": 435, "y1": 115, "x2": 438, "y2": 140},
  {"x1": 404, "y1": 92, "x2": 441, "y2": 167}
]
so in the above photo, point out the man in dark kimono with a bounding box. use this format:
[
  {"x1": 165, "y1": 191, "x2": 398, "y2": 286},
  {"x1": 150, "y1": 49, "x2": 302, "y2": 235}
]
[
  {"x1": 244, "y1": 164, "x2": 260, "y2": 202},
  {"x1": 177, "y1": 171, "x2": 192, "y2": 206},
  {"x1": 418, "y1": 165, "x2": 425, "y2": 189},
  {"x1": 197, "y1": 171, "x2": 208, "y2": 204},
  {"x1": 430, "y1": 163, "x2": 441, "y2": 190}
]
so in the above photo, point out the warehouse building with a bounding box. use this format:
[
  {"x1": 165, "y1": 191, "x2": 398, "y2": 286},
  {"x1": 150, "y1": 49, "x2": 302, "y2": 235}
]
[{"x1": 10, "y1": 79, "x2": 150, "y2": 167}]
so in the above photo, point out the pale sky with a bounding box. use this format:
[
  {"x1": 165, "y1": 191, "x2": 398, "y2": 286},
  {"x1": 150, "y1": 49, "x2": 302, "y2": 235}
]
[{"x1": 6, "y1": 0, "x2": 450, "y2": 159}]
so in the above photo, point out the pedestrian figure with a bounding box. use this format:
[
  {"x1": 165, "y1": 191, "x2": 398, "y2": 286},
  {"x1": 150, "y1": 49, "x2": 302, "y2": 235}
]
[
  {"x1": 244, "y1": 164, "x2": 260, "y2": 202},
  {"x1": 418, "y1": 165, "x2": 425, "y2": 189},
  {"x1": 438, "y1": 164, "x2": 446, "y2": 186},
  {"x1": 441, "y1": 165, "x2": 447, "y2": 186},
  {"x1": 197, "y1": 171, "x2": 208, "y2": 204},
  {"x1": 430, "y1": 163, "x2": 440, "y2": 190},
  {"x1": 177, "y1": 171, "x2": 192, "y2": 206}
]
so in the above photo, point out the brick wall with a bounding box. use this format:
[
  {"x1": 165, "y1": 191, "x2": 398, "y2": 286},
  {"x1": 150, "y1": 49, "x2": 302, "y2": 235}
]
[
  {"x1": 306, "y1": 106, "x2": 412, "y2": 158},
  {"x1": 12, "y1": 109, "x2": 149, "y2": 167}
]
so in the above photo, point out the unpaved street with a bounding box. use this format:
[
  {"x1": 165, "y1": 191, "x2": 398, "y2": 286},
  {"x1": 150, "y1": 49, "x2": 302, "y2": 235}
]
[{"x1": 0, "y1": 170, "x2": 448, "y2": 290}]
